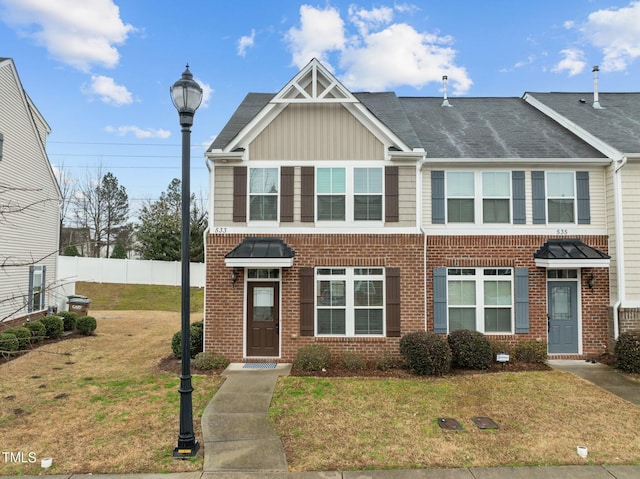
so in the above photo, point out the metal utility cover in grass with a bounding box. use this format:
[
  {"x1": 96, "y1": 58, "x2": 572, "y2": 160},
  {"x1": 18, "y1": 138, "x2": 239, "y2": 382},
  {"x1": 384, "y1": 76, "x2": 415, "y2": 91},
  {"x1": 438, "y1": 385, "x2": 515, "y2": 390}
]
[
  {"x1": 437, "y1": 418, "x2": 463, "y2": 430},
  {"x1": 472, "y1": 417, "x2": 499, "y2": 429}
]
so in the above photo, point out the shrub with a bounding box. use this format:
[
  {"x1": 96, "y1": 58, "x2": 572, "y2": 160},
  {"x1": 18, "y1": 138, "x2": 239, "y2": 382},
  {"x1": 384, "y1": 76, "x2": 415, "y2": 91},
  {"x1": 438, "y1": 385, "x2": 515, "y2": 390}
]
[
  {"x1": 447, "y1": 329, "x2": 492, "y2": 370},
  {"x1": 514, "y1": 340, "x2": 548, "y2": 363},
  {"x1": 615, "y1": 331, "x2": 640, "y2": 373},
  {"x1": 399, "y1": 331, "x2": 451, "y2": 376},
  {"x1": 171, "y1": 321, "x2": 204, "y2": 359},
  {"x1": 294, "y1": 343, "x2": 332, "y2": 371},
  {"x1": 76, "y1": 316, "x2": 97, "y2": 335},
  {"x1": 4, "y1": 327, "x2": 32, "y2": 350},
  {"x1": 341, "y1": 350, "x2": 366, "y2": 370},
  {"x1": 0, "y1": 333, "x2": 18, "y2": 356},
  {"x1": 58, "y1": 311, "x2": 78, "y2": 331},
  {"x1": 39, "y1": 315, "x2": 64, "y2": 339},
  {"x1": 489, "y1": 339, "x2": 513, "y2": 360},
  {"x1": 24, "y1": 321, "x2": 46, "y2": 344},
  {"x1": 193, "y1": 351, "x2": 230, "y2": 371},
  {"x1": 374, "y1": 349, "x2": 400, "y2": 371}
]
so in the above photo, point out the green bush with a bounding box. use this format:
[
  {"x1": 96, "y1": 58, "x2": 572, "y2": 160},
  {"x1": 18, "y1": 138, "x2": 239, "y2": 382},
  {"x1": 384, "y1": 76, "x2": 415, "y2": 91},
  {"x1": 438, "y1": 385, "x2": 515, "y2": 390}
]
[
  {"x1": 39, "y1": 315, "x2": 64, "y2": 339},
  {"x1": 615, "y1": 331, "x2": 640, "y2": 373},
  {"x1": 24, "y1": 321, "x2": 46, "y2": 344},
  {"x1": 4, "y1": 327, "x2": 32, "y2": 350},
  {"x1": 171, "y1": 321, "x2": 204, "y2": 359},
  {"x1": 294, "y1": 343, "x2": 332, "y2": 371},
  {"x1": 489, "y1": 339, "x2": 513, "y2": 360},
  {"x1": 400, "y1": 331, "x2": 451, "y2": 376},
  {"x1": 447, "y1": 329, "x2": 492, "y2": 370},
  {"x1": 193, "y1": 351, "x2": 230, "y2": 371},
  {"x1": 514, "y1": 340, "x2": 548, "y2": 363},
  {"x1": 0, "y1": 332, "x2": 19, "y2": 356},
  {"x1": 58, "y1": 311, "x2": 78, "y2": 331},
  {"x1": 341, "y1": 350, "x2": 366, "y2": 370},
  {"x1": 374, "y1": 349, "x2": 401, "y2": 371},
  {"x1": 76, "y1": 316, "x2": 97, "y2": 336}
]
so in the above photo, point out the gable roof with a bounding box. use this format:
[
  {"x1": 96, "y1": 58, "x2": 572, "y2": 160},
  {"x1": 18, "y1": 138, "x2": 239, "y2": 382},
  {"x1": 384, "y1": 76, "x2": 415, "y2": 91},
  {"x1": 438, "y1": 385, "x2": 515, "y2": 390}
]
[{"x1": 525, "y1": 92, "x2": 640, "y2": 157}]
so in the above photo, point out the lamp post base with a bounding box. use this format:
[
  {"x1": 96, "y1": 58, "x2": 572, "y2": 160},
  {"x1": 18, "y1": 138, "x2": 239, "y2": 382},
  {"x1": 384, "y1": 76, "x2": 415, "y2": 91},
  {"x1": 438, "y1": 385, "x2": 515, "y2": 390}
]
[{"x1": 172, "y1": 440, "x2": 200, "y2": 459}]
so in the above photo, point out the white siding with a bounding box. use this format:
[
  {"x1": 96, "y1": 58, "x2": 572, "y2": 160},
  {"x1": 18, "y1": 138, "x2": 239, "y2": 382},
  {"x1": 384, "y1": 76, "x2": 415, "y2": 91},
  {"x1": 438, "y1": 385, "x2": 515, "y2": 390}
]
[
  {"x1": 622, "y1": 162, "x2": 640, "y2": 301},
  {"x1": 213, "y1": 166, "x2": 234, "y2": 226}
]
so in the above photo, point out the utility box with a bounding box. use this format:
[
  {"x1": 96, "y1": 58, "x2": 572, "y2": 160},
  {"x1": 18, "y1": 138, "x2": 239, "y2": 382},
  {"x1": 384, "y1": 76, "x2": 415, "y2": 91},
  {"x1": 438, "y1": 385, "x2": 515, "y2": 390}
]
[{"x1": 67, "y1": 295, "x2": 91, "y2": 316}]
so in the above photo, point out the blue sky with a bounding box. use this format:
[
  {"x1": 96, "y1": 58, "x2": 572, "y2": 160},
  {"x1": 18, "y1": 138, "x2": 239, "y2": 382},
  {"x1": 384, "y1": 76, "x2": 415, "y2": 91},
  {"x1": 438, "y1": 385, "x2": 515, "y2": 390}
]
[{"x1": 2, "y1": 0, "x2": 640, "y2": 219}]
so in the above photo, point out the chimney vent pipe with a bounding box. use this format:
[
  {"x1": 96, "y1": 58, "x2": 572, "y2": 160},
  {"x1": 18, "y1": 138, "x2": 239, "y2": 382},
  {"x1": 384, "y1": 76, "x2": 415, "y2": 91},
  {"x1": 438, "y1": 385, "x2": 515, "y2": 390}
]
[
  {"x1": 441, "y1": 75, "x2": 452, "y2": 107},
  {"x1": 592, "y1": 65, "x2": 604, "y2": 109}
]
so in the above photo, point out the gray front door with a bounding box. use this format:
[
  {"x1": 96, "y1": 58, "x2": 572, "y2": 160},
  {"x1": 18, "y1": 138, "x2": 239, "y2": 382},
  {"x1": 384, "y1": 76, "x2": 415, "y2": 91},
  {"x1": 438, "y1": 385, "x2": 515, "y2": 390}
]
[{"x1": 548, "y1": 281, "x2": 579, "y2": 354}]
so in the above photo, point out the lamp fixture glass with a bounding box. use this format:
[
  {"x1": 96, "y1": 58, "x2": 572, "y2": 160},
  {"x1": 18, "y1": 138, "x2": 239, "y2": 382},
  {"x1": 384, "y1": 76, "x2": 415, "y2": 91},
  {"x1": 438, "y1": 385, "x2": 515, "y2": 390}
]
[{"x1": 170, "y1": 65, "x2": 203, "y2": 122}]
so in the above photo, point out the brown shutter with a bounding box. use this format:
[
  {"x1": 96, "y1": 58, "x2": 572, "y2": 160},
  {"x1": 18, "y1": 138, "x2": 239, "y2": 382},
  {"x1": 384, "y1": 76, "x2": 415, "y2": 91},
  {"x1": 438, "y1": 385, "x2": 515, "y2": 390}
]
[
  {"x1": 280, "y1": 167, "x2": 294, "y2": 222},
  {"x1": 300, "y1": 267, "x2": 315, "y2": 336},
  {"x1": 385, "y1": 166, "x2": 399, "y2": 223},
  {"x1": 385, "y1": 267, "x2": 401, "y2": 337},
  {"x1": 301, "y1": 167, "x2": 315, "y2": 222},
  {"x1": 233, "y1": 166, "x2": 247, "y2": 222}
]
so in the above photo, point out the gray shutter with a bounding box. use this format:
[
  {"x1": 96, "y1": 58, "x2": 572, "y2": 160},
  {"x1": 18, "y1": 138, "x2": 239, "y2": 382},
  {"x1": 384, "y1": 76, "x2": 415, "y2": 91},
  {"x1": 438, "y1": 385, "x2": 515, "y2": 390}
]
[
  {"x1": 301, "y1": 167, "x2": 315, "y2": 222},
  {"x1": 385, "y1": 166, "x2": 399, "y2": 223},
  {"x1": 385, "y1": 268, "x2": 401, "y2": 337},
  {"x1": 28, "y1": 265, "x2": 35, "y2": 312},
  {"x1": 280, "y1": 167, "x2": 294, "y2": 222},
  {"x1": 300, "y1": 267, "x2": 315, "y2": 336},
  {"x1": 576, "y1": 171, "x2": 591, "y2": 225},
  {"x1": 431, "y1": 171, "x2": 445, "y2": 224},
  {"x1": 515, "y1": 268, "x2": 530, "y2": 334},
  {"x1": 232, "y1": 167, "x2": 247, "y2": 222},
  {"x1": 512, "y1": 171, "x2": 526, "y2": 224},
  {"x1": 433, "y1": 267, "x2": 447, "y2": 334},
  {"x1": 532, "y1": 171, "x2": 546, "y2": 224}
]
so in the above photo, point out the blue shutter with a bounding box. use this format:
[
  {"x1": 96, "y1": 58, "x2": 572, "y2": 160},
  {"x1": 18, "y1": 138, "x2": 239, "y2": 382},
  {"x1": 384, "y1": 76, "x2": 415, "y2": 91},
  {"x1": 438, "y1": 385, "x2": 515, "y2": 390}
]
[
  {"x1": 576, "y1": 171, "x2": 591, "y2": 225},
  {"x1": 431, "y1": 171, "x2": 445, "y2": 224},
  {"x1": 512, "y1": 171, "x2": 526, "y2": 224},
  {"x1": 433, "y1": 267, "x2": 447, "y2": 333},
  {"x1": 515, "y1": 268, "x2": 530, "y2": 334},
  {"x1": 532, "y1": 171, "x2": 546, "y2": 224}
]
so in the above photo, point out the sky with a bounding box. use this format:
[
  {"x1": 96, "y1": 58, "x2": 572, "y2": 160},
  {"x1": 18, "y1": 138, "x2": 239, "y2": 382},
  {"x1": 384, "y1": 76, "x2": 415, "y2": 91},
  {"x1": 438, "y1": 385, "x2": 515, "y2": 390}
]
[{"x1": 2, "y1": 0, "x2": 640, "y2": 221}]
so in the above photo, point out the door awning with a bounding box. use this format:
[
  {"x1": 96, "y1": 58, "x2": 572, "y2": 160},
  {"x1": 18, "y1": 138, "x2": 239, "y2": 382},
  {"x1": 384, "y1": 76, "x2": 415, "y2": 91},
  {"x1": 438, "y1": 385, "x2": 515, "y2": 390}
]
[
  {"x1": 534, "y1": 238, "x2": 610, "y2": 268},
  {"x1": 225, "y1": 237, "x2": 296, "y2": 268}
]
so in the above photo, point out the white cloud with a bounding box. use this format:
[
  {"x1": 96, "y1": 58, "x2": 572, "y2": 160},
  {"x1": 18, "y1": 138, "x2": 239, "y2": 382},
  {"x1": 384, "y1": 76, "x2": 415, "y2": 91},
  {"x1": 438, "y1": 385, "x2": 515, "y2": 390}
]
[
  {"x1": 105, "y1": 125, "x2": 171, "y2": 139},
  {"x1": 580, "y1": 1, "x2": 640, "y2": 71},
  {"x1": 84, "y1": 75, "x2": 133, "y2": 105},
  {"x1": 552, "y1": 48, "x2": 587, "y2": 77},
  {"x1": 238, "y1": 29, "x2": 256, "y2": 57},
  {"x1": 284, "y1": 4, "x2": 472, "y2": 94},
  {"x1": 285, "y1": 4, "x2": 346, "y2": 69},
  {"x1": 0, "y1": 0, "x2": 135, "y2": 72},
  {"x1": 195, "y1": 77, "x2": 214, "y2": 109}
]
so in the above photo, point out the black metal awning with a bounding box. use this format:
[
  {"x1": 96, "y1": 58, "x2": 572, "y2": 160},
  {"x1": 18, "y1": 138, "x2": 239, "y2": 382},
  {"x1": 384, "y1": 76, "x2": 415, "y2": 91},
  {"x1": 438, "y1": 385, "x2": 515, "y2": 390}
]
[
  {"x1": 224, "y1": 237, "x2": 296, "y2": 267},
  {"x1": 534, "y1": 238, "x2": 610, "y2": 268}
]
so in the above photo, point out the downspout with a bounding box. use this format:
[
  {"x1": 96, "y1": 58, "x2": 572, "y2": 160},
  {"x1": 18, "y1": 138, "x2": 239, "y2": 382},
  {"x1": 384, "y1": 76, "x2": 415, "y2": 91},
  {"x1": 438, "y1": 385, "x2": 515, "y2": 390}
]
[
  {"x1": 417, "y1": 156, "x2": 428, "y2": 331},
  {"x1": 612, "y1": 155, "x2": 627, "y2": 341},
  {"x1": 202, "y1": 157, "x2": 214, "y2": 352}
]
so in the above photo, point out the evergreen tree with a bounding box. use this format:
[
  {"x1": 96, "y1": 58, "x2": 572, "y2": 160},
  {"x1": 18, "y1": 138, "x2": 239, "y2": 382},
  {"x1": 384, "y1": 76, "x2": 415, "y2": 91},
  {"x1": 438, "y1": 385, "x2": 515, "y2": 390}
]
[{"x1": 110, "y1": 241, "x2": 127, "y2": 259}]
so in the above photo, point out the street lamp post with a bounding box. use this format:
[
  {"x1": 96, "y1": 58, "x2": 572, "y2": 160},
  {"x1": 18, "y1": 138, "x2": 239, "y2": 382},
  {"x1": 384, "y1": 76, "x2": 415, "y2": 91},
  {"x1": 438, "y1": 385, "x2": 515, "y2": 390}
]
[{"x1": 170, "y1": 65, "x2": 203, "y2": 459}]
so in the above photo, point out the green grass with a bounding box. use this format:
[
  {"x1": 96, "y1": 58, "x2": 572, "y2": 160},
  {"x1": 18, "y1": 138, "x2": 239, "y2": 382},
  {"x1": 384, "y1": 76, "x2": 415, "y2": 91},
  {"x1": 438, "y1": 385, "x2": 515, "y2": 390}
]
[{"x1": 75, "y1": 282, "x2": 204, "y2": 312}]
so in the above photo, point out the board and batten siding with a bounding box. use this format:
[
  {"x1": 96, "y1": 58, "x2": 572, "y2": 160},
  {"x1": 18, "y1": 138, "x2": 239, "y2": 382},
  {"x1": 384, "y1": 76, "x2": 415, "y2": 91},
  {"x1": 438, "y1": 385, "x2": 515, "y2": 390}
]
[
  {"x1": 622, "y1": 161, "x2": 640, "y2": 301},
  {"x1": 0, "y1": 61, "x2": 59, "y2": 321},
  {"x1": 250, "y1": 103, "x2": 385, "y2": 161}
]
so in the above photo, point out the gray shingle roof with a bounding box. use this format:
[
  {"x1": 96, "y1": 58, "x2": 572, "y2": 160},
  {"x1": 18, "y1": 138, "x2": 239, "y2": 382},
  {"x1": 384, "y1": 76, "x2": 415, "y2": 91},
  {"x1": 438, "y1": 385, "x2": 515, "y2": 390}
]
[{"x1": 527, "y1": 92, "x2": 640, "y2": 155}]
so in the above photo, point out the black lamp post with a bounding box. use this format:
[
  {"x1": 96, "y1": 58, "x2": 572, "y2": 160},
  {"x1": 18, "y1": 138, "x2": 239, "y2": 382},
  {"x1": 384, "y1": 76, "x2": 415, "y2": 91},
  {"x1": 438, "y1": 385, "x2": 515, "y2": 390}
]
[{"x1": 170, "y1": 64, "x2": 203, "y2": 459}]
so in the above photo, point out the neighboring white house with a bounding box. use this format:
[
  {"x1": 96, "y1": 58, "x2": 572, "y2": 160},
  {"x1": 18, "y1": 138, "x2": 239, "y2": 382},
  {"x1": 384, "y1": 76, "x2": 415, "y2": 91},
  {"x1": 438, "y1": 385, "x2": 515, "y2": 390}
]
[{"x1": 0, "y1": 57, "x2": 61, "y2": 324}]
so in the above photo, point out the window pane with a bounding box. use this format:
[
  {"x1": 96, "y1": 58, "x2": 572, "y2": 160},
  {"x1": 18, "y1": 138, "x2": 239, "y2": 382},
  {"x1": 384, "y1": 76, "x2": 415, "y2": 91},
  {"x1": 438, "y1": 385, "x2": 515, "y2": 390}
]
[
  {"x1": 483, "y1": 199, "x2": 509, "y2": 223},
  {"x1": 317, "y1": 280, "x2": 346, "y2": 306},
  {"x1": 449, "y1": 308, "x2": 476, "y2": 331},
  {"x1": 250, "y1": 168, "x2": 278, "y2": 193},
  {"x1": 482, "y1": 172, "x2": 510, "y2": 196},
  {"x1": 447, "y1": 198, "x2": 474, "y2": 222},
  {"x1": 249, "y1": 195, "x2": 277, "y2": 221},
  {"x1": 317, "y1": 309, "x2": 346, "y2": 334},
  {"x1": 484, "y1": 281, "x2": 512, "y2": 305},
  {"x1": 448, "y1": 281, "x2": 476, "y2": 305},
  {"x1": 447, "y1": 172, "x2": 474, "y2": 196},
  {"x1": 548, "y1": 199, "x2": 574, "y2": 223},
  {"x1": 484, "y1": 308, "x2": 511, "y2": 332},
  {"x1": 354, "y1": 195, "x2": 382, "y2": 221},
  {"x1": 317, "y1": 196, "x2": 346, "y2": 221},
  {"x1": 317, "y1": 168, "x2": 345, "y2": 194},
  {"x1": 354, "y1": 280, "x2": 383, "y2": 306},
  {"x1": 547, "y1": 172, "x2": 574, "y2": 197},
  {"x1": 354, "y1": 168, "x2": 382, "y2": 193},
  {"x1": 355, "y1": 309, "x2": 383, "y2": 335}
]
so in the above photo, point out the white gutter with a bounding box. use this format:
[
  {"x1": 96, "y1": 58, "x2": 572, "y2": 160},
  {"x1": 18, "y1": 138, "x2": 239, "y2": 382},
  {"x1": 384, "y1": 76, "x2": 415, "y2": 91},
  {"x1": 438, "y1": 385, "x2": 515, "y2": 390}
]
[
  {"x1": 612, "y1": 155, "x2": 628, "y2": 340},
  {"x1": 417, "y1": 155, "x2": 428, "y2": 331},
  {"x1": 203, "y1": 157, "x2": 213, "y2": 352}
]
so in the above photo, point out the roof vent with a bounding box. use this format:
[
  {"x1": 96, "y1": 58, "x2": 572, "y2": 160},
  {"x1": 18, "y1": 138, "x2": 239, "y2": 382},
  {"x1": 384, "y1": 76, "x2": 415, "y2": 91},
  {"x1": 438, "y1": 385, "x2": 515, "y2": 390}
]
[
  {"x1": 441, "y1": 75, "x2": 452, "y2": 107},
  {"x1": 592, "y1": 66, "x2": 604, "y2": 109}
]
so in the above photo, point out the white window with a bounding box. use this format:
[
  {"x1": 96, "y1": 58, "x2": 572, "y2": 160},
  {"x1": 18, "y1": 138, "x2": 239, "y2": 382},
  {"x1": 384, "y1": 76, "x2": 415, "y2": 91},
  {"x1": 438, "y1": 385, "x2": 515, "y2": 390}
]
[
  {"x1": 249, "y1": 168, "x2": 278, "y2": 221},
  {"x1": 29, "y1": 265, "x2": 45, "y2": 312},
  {"x1": 446, "y1": 172, "x2": 474, "y2": 223},
  {"x1": 482, "y1": 172, "x2": 510, "y2": 223},
  {"x1": 354, "y1": 168, "x2": 383, "y2": 221},
  {"x1": 316, "y1": 267, "x2": 384, "y2": 336},
  {"x1": 447, "y1": 268, "x2": 513, "y2": 333},
  {"x1": 547, "y1": 172, "x2": 575, "y2": 223},
  {"x1": 317, "y1": 168, "x2": 346, "y2": 221}
]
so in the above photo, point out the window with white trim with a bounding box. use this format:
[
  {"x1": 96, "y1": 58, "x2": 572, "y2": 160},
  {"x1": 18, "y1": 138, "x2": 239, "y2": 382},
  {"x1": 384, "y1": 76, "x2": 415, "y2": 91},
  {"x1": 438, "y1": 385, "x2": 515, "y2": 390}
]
[
  {"x1": 354, "y1": 168, "x2": 382, "y2": 221},
  {"x1": 317, "y1": 168, "x2": 346, "y2": 221},
  {"x1": 546, "y1": 172, "x2": 575, "y2": 223},
  {"x1": 249, "y1": 167, "x2": 278, "y2": 221},
  {"x1": 446, "y1": 172, "x2": 474, "y2": 223},
  {"x1": 316, "y1": 267, "x2": 384, "y2": 336},
  {"x1": 29, "y1": 265, "x2": 45, "y2": 312},
  {"x1": 482, "y1": 172, "x2": 510, "y2": 223},
  {"x1": 447, "y1": 268, "x2": 513, "y2": 333}
]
